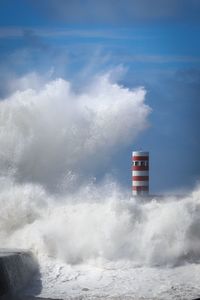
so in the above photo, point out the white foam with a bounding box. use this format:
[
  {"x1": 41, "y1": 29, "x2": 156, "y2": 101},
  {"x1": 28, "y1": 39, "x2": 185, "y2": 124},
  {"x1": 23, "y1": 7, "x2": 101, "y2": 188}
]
[
  {"x1": 0, "y1": 73, "x2": 150, "y2": 190},
  {"x1": 1, "y1": 72, "x2": 200, "y2": 298},
  {"x1": 0, "y1": 179, "x2": 200, "y2": 267}
]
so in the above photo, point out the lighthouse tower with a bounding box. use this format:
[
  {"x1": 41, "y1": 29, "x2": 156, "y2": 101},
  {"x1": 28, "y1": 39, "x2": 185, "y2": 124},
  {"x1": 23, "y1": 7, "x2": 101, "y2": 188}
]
[{"x1": 132, "y1": 151, "x2": 149, "y2": 196}]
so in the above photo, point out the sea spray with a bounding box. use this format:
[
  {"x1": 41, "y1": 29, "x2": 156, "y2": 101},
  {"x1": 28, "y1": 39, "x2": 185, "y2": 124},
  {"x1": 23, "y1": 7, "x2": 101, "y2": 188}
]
[
  {"x1": 1, "y1": 72, "x2": 200, "y2": 299},
  {"x1": 0, "y1": 73, "x2": 150, "y2": 190},
  {"x1": 1, "y1": 178, "x2": 200, "y2": 267}
]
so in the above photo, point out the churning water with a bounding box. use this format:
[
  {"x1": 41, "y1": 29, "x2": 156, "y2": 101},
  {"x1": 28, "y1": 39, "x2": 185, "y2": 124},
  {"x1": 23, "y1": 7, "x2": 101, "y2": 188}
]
[{"x1": 0, "y1": 73, "x2": 200, "y2": 299}]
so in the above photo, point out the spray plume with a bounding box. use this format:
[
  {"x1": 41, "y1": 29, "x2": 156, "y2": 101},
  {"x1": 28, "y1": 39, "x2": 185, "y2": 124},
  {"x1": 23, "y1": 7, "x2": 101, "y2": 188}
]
[{"x1": 0, "y1": 71, "x2": 199, "y2": 271}]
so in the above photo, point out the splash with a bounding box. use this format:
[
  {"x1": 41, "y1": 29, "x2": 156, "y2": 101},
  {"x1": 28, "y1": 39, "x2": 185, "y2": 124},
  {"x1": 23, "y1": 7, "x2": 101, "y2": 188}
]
[
  {"x1": 0, "y1": 177, "x2": 200, "y2": 267},
  {"x1": 0, "y1": 72, "x2": 150, "y2": 190},
  {"x1": 0, "y1": 71, "x2": 199, "y2": 271}
]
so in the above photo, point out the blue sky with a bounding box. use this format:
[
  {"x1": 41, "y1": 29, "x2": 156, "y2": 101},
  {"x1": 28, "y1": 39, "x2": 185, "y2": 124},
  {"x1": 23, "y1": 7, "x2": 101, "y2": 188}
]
[{"x1": 0, "y1": 0, "x2": 200, "y2": 193}]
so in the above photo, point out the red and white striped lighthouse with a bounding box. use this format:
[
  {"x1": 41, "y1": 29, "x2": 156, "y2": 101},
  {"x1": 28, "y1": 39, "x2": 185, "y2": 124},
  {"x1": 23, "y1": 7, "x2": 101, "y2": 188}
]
[{"x1": 132, "y1": 151, "x2": 149, "y2": 196}]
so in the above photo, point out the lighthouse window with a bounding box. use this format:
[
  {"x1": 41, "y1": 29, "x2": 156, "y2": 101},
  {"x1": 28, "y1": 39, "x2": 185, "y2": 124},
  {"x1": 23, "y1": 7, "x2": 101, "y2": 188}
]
[
  {"x1": 134, "y1": 161, "x2": 139, "y2": 166},
  {"x1": 140, "y1": 161, "x2": 145, "y2": 166}
]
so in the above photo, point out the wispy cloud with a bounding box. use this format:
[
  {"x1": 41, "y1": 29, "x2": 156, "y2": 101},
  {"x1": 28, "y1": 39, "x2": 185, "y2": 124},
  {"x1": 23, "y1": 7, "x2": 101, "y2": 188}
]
[
  {"x1": 118, "y1": 54, "x2": 200, "y2": 64},
  {"x1": 28, "y1": 0, "x2": 200, "y2": 24},
  {"x1": 0, "y1": 27, "x2": 152, "y2": 40},
  {"x1": 1, "y1": 27, "x2": 200, "y2": 66}
]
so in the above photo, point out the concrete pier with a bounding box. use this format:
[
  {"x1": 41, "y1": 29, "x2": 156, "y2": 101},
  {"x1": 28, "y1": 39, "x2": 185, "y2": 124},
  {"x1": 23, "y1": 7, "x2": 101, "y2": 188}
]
[{"x1": 0, "y1": 249, "x2": 38, "y2": 299}]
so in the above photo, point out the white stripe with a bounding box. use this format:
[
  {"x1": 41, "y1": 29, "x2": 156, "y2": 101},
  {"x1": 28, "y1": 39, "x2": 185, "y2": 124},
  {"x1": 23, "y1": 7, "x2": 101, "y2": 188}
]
[
  {"x1": 132, "y1": 181, "x2": 149, "y2": 187},
  {"x1": 132, "y1": 151, "x2": 149, "y2": 156},
  {"x1": 132, "y1": 171, "x2": 149, "y2": 176}
]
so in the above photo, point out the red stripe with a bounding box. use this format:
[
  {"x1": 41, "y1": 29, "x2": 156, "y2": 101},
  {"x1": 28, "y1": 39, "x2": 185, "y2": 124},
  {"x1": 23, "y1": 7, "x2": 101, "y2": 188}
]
[
  {"x1": 132, "y1": 156, "x2": 149, "y2": 161},
  {"x1": 132, "y1": 186, "x2": 149, "y2": 191},
  {"x1": 132, "y1": 176, "x2": 149, "y2": 181},
  {"x1": 132, "y1": 166, "x2": 149, "y2": 171}
]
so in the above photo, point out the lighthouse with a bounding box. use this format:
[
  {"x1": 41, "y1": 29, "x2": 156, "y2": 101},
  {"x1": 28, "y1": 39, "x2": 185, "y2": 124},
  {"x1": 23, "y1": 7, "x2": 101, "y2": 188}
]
[{"x1": 132, "y1": 151, "x2": 149, "y2": 196}]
